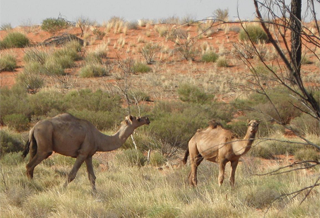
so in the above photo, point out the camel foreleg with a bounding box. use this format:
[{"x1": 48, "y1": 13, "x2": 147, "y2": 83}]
[
  {"x1": 64, "y1": 154, "x2": 87, "y2": 188},
  {"x1": 218, "y1": 159, "x2": 228, "y2": 186},
  {"x1": 230, "y1": 160, "x2": 239, "y2": 186}
]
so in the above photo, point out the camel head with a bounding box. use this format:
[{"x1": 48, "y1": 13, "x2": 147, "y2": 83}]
[
  {"x1": 247, "y1": 119, "x2": 260, "y2": 134},
  {"x1": 124, "y1": 115, "x2": 150, "y2": 128}
]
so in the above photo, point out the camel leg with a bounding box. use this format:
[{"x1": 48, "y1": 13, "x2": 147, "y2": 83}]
[
  {"x1": 64, "y1": 154, "x2": 87, "y2": 188},
  {"x1": 85, "y1": 156, "x2": 96, "y2": 192},
  {"x1": 26, "y1": 151, "x2": 52, "y2": 179},
  {"x1": 230, "y1": 160, "x2": 239, "y2": 186},
  {"x1": 218, "y1": 159, "x2": 228, "y2": 186},
  {"x1": 189, "y1": 154, "x2": 203, "y2": 186}
]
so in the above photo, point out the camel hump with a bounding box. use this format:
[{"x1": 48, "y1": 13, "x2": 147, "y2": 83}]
[{"x1": 208, "y1": 119, "x2": 221, "y2": 128}]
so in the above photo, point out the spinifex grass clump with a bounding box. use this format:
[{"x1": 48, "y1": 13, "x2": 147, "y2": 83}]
[
  {"x1": 0, "y1": 53, "x2": 17, "y2": 71},
  {"x1": 0, "y1": 32, "x2": 29, "y2": 49},
  {"x1": 201, "y1": 51, "x2": 219, "y2": 62},
  {"x1": 41, "y1": 18, "x2": 70, "y2": 33},
  {"x1": 79, "y1": 63, "x2": 109, "y2": 77},
  {"x1": 132, "y1": 62, "x2": 152, "y2": 73}
]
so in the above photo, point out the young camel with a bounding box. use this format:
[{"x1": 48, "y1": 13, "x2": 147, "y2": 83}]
[
  {"x1": 183, "y1": 120, "x2": 259, "y2": 187},
  {"x1": 22, "y1": 113, "x2": 150, "y2": 191}
]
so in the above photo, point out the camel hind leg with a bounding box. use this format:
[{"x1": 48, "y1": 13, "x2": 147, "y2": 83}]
[
  {"x1": 26, "y1": 137, "x2": 53, "y2": 179},
  {"x1": 85, "y1": 156, "x2": 96, "y2": 192},
  {"x1": 189, "y1": 149, "x2": 204, "y2": 186},
  {"x1": 26, "y1": 151, "x2": 53, "y2": 179}
]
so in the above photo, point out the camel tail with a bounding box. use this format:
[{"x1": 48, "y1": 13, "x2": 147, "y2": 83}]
[
  {"x1": 22, "y1": 129, "x2": 37, "y2": 158},
  {"x1": 182, "y1": 149, "x2": 189, "y2": 165},
  {"x1": 22, "y1": 140, "x2": 30, "y2": 158}
]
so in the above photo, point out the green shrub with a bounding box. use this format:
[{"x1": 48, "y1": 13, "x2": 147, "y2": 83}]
[
  {"x1": 0, "y1": 130, "x2": 24, "y2": 156},
  {"x1": 41, "y1": 18, "x2": 69, "y2": 33},
  {"x1": 249, "y1": 145, "x2": 274, "y2": 159},
  {"x1": 216, "y1": 56, "x2": 229, "y2": 67},
  {"x1": 0, "y1": 86, "x2": 31, "y2": 124},
  {"x1": 53, "y1": 46, "x2": 81, "y2": 61},
  {"x1": 245, "y1": 187, "x2": 280, "y2": 209},
  {"x1": 139, "y1": 42, "x2": 161, "y2": 64},
  {"x1": 28, "y1": 91, "x2": 65, "y2": 116},
  {"x1": 177, "y1": 83, "x2": 213, "y2": 104},
  {"x1": 1, "y1": 32, "x2": 29, "y2": 48},
  {"x1": 132, "y1": 62, "x2": 152, "y2": 73},
  {"x1": 15, "y1": 71, "x2": 44, "y2": 92},
  {"x1": 244, "y1": 88, "x2": 302, "y2": 125},
  {"x1": 3, "y1": 114, "x2": 29, "y2": 131},
  {"x1": 115, "y1": 149, "x2": 146, "y2": 167},
  {"x1": 68, "y1": 109, "x2": 122, "y2": 130},
  {"x1": 79, "y1": 63, "x2": 109, "y2": 77},
  {"x1": 49, "y1": 55, "x2": 75, "y2": 69},
  {"x1": 291, "y1": 113, "x2": 320, "y2": 136},
  {"x1": 295, "y1": 148, "x2": 319, "y2": 162},
  {"x1": 43, "y1": 60, "x2": 65, "y2": 75},
  {"x1": 0, "y1": 152, "x2": 24, "y2": 165},
  {"x1": 201, "y1": 51, "x2": 219, "y2": 62},
  {"x1": 129, "y1": 90, "x2": 151, "y2": 102},
  {"x1": 226, "y1": 120, "x2": 249, "y2": 137},
  {"x1": 239, "y1": 25, "x2": 268, "y2": 43},
  {"x1": 0, "y1": 54, "x2": 17, "y2": 71},
  {"x1": 149, "y1": 151, "x2": 166, "y2": 167},
  {"x1": 63, "y1": 89, "x2": 122, "y2": 112},
  {"x1": 263, "y1": 140, "x2": 303, "y2": 156},
  {"x1": 85, "y1": 52, "x2": 103, "y2": 64}
]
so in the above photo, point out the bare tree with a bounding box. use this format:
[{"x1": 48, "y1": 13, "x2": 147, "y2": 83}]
[{"x1": 236, "y1": 0, "x2": 320, "y2": 206}]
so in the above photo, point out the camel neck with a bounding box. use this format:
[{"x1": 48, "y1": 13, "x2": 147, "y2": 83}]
[
  {"x1": 232, "y1": 131, "x2": 256, "y2": 156},
  {"x1": 96, "y1": 125, "x2": 135, "y2": 152}
]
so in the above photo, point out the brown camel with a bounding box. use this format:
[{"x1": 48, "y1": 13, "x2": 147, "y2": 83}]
[
  {"x1": 22, "y1": 113, "x2": 150, "y2": 191},
  {"x1": 183, "y1": 119, "x2": 259, "y2": 187}
]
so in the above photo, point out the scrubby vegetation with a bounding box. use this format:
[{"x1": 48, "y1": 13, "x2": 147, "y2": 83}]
[{"x1": 0, "y1": 11, "x2": 319, "y2": 218}]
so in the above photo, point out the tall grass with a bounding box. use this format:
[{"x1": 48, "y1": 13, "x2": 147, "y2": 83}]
[{"x1": 0, "y1": 150, "x2": 319, "y2": 217}]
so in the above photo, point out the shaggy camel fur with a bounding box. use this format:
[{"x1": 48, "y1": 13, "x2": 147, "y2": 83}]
[
  {"x1": 183, "y1": 120, "x2": 259, "y2": 186},
  {"x1": 22, "y1": 113, "x2": 150, "y2": 191}
]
